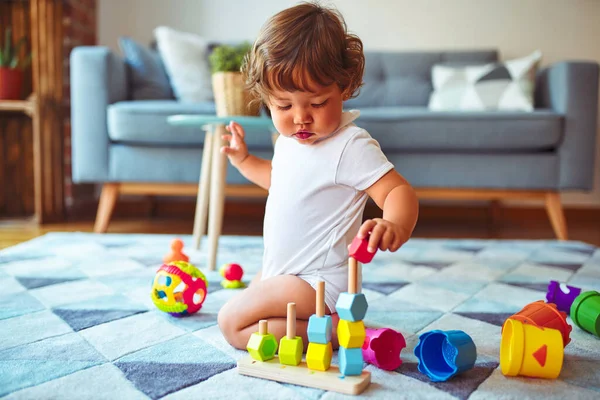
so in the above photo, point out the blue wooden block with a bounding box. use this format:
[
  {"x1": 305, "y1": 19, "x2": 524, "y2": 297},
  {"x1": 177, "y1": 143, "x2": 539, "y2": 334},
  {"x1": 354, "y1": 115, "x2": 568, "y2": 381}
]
[
  {"x1": 307, "y1": 314, "x2": 332, "y2": 344},
  {"x1": 339, "y1": 346, "x2": 364, "y2": 376},
  {"x1": 335, "y1": 292, "x2": 368, "y2": 322}
]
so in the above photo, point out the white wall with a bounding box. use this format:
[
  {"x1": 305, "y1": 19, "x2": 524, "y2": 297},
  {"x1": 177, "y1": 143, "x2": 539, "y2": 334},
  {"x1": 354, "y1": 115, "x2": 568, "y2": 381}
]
[{"x1": 98, "y1": 0, "x2": 600, "y2": 207}]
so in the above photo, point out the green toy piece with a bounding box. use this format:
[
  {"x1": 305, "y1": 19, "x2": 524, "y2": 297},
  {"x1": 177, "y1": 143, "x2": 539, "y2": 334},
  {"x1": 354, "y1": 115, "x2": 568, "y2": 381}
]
[
  {"x1": 247, "y1": 320, "x2": 278, "y2": 361},
  {"x1": 221, "y1": 279, "x2": 246, "y2": 289},
  {"x1": 279, "y1": 303, "x2": 304, "y2": 366},
  {"x1": 570, "y1": 290, "x2": 600, "y2": 337}
]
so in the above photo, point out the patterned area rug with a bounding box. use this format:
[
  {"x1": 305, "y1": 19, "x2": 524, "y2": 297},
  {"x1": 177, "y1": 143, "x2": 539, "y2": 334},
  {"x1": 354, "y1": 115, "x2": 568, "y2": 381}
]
[{"x1": 1, "y1": 233, "x2": 600, "y2": 399}]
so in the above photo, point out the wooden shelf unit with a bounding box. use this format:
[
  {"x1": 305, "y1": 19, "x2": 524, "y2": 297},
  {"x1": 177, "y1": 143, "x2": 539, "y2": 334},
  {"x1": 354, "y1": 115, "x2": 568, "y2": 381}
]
[
  {"x1": 1, "y1": 0, "x2": 66, "y2": 223},
  {"x1": 0, "y1": 94, "x2": 37, "y2": 116},
  {"x1": 0, "y1": 94, "x2": 40, "y2": 222}
]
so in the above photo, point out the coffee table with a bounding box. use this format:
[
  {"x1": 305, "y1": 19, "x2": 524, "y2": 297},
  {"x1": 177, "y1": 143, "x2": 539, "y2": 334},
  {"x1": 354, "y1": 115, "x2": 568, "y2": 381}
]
[{"x1": 167, "y1": 114, "x2": 277, "y2": 271}]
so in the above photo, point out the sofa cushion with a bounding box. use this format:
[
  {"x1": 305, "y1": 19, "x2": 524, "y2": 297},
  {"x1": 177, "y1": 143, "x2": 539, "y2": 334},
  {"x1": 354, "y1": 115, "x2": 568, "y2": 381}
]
[
  {"x1": 355, "y1": 107, "x2": 563, "y2": 151},
  {"x1": 428, "y1": 50, "x2": 542, "y2": 111},
  {"x1": 107, "y1": 100, "x2": 274, "y2": 149},
  {"x1": 388, "y1": 152, "x2": 558, "y2": 189},
  {"x1": 118, "y1": 36, "x2": 174, "y2": 100},
  {"x1": 344, "y1": 50, "x2": 498, "y2": 108},
  {"x1": 109, "y1": 144, "x2": 274, "y2": 184},
  {"x1": 154, "y1": 26, "x2": 213, "y2": 103}
]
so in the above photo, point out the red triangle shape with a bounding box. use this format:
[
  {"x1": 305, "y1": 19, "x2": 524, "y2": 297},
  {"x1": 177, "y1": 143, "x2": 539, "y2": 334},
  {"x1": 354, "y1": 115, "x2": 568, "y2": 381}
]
[{"x1": 533, "y1": 344, "x2": 547, "y2": 367}]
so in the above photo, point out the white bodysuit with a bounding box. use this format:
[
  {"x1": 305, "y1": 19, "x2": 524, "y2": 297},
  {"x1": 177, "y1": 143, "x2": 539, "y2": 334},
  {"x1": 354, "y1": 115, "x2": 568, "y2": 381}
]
[{"x1": 261, "y1": 110, "x2": 394, "y2": 313}]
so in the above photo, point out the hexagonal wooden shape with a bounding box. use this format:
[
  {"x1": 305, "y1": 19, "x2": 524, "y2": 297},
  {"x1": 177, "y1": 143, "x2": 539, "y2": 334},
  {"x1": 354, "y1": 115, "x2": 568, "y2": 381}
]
[
  {"x1": 278, "y1": 336, "x2": 303, "y2": 366},
  {"x1": 336, "y1": 292, "x2": 368, "y2": 322},
  {"x1": 339, "y1": 346, "x2": 364, "y2": 376},
  {"x1": 307, "y1": 314, "x2": 332, "y2": 344},
  {"x1": 349, "y1": 235, "x2": 375, "y2": 264},
  {"x1": 247, "y1": 322, "x2": 278, "y2": 362},
  {"x1": 306, "y1": 342, "x2": 333, "y2": 371},
  {"x1": 338, "y1": 319, "x2": 366, "y2": 348}
]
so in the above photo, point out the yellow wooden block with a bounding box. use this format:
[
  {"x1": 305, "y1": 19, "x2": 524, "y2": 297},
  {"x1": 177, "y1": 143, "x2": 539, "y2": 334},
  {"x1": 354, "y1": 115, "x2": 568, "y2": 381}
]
[
  {"x1": 279, "y1": 336, "x2": 303, "y2": 366},
  {"x1": 338, "y1": 319, "x2": 366, "y2": 348},
  {"x1": 306, "y1": 342, "x2": 332, "y2": 371}
]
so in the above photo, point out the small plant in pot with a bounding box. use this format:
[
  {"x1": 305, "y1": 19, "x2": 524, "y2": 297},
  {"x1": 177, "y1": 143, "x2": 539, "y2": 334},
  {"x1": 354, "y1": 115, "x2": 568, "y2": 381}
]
[
  {"x1": 0, "y1": 27, "x2": 32, "y2": 100},
  {"x1": 209, "y1": 42, "x2": 259, "y2": 116}
]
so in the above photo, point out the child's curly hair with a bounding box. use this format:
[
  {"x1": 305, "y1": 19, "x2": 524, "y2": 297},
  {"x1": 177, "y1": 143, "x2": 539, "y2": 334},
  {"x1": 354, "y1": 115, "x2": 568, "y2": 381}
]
[{"x1": 242, "y1": 1, "x2": 365, "y2": 108}]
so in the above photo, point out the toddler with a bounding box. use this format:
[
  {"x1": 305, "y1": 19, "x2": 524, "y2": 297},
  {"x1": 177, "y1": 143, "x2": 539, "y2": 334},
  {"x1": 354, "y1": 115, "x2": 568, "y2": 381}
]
[{"x1": 217, "y1": 2, "x2": 419, "y2": 350}]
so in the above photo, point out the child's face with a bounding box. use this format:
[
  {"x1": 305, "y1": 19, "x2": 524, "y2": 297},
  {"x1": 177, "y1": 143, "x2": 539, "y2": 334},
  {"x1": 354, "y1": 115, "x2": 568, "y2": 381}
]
[{"x1": 267, "y1": 83, "x2": 344, "y2": 145}]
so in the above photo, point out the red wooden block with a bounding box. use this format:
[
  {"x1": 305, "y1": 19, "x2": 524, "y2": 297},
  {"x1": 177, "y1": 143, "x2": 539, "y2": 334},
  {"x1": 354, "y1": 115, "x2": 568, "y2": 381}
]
[{"x1": 349, "y1": 235, "x2": 376, "y2": 263}]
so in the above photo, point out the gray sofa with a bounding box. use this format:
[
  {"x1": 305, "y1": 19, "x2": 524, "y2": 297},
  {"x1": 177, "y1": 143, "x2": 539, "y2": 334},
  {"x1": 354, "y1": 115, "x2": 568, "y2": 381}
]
[{"x1": 70, "y1": 47, "x2": 599, "y2": 239}]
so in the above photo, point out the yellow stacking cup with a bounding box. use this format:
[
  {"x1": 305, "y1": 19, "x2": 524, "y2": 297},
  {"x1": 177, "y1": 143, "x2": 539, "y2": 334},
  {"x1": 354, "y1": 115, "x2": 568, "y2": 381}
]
[{"x1": 500, "y1": 318, "x2": 563, "y2": 379}]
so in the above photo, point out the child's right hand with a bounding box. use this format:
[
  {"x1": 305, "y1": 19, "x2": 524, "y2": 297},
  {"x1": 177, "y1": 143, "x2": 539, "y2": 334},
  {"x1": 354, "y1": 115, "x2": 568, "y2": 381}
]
[{"x1": 221, "y1": 121, "x2": 249, "y2": 168}]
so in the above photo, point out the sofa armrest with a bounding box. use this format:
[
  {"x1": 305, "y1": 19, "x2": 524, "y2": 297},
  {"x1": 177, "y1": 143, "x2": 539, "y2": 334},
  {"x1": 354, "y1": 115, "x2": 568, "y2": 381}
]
[
  {"x1": 536, "y1": 61, "x2": 599, "y2": 190},
  {"x1": 70, "y1": 46, "x2": 129, "y2": 182}
]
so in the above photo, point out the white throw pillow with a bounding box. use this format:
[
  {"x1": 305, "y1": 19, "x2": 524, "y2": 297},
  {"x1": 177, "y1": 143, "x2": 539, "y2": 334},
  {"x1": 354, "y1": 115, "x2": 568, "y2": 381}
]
[
  {"x1": 428, "y1": 50, "x2": 542, "y2": 111},
  {"x1": 154, "y1": 26, "x2": 213, "y2": 102}
]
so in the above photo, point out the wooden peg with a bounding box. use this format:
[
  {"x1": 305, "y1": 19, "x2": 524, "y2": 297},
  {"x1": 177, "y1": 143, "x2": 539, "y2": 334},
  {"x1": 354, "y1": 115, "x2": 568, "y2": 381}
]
[
  {"x1": 259, "y1": 319, "x2": 268, "y2": 335},
  {"x1": 286, "y1": 302, "x2": 296, "y2": 339},
  {"x1": 316, "y1": 280, "x2": 325, "y2": 317},
  {"x1": 349, "y1": 257, "x2": 358, "y2": 294}
]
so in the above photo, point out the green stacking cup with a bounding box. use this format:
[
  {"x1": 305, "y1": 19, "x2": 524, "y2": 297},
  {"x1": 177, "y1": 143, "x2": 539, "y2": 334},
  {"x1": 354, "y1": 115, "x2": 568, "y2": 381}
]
[{"x1": 570, "y1": 291, "x2": 600, "y2": 337}]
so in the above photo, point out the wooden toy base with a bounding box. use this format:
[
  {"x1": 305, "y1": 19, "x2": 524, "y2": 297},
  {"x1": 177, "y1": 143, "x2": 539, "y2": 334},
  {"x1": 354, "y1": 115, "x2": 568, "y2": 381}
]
[{"x1": 237, "y1": 355, "x2": 371, "y2": 395}]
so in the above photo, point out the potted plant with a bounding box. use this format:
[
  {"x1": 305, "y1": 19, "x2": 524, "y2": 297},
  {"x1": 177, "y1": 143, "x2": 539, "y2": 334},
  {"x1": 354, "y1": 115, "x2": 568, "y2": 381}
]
[
  {"x1": 0, "y1": 27, "x2": 32, "y2": 100},
  {"x1": 209, "y1": 42, "x2": 259, "y2": 116}
]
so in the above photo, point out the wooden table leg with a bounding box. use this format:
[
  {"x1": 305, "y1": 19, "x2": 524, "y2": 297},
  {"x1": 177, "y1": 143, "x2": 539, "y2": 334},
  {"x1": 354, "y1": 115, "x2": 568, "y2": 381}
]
[
  {"x1": 207, "y1": 124, "x2": 228, "y2": 271},
  {"x1": 192, "y1": 128, "x2": 214, "y2": 250}
]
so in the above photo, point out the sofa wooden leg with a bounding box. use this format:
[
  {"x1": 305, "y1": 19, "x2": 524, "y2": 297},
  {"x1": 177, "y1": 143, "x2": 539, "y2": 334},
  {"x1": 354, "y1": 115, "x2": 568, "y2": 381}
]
[
  {"x1": 94, "y1": 183, "x2": 119, "y2": 233},
  {"x1": 545, "y1": 192, "x2": 568, "y2": 240}
]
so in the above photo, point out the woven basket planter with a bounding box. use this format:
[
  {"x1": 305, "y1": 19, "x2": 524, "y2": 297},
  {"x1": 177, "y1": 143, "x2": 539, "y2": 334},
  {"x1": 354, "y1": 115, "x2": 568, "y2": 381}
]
[{"x1": 212, "y1": 72, "x2": 260, "y2": 117}]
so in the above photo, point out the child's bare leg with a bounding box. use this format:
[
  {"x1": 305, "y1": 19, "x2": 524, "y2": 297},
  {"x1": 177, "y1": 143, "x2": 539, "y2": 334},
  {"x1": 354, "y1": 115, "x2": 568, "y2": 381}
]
[
  {"x1": 249, "y1": 268, "x2": 262, "y2": 287},
  {"x1": 218, "y1": 274, "x2": 339, "y2": 351}
]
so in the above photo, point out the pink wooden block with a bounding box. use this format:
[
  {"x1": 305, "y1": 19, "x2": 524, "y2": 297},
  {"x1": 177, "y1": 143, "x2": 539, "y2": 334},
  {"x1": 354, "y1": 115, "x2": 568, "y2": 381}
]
[{"x1": 349, "y1": 235, "x2": 376, "y2": 263}]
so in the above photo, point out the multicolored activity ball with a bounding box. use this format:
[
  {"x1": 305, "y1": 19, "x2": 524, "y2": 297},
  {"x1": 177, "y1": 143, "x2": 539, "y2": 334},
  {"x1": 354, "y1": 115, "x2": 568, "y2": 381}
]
[{"x1": 151, "y1": 261, "x2": 208, "y2": 317}]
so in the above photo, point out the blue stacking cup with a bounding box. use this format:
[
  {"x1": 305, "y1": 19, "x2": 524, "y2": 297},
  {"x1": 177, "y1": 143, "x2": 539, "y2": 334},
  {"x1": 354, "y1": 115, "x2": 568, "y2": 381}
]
[{"x1": 414, "y1": 330, "x2": 477, "y2": 382}]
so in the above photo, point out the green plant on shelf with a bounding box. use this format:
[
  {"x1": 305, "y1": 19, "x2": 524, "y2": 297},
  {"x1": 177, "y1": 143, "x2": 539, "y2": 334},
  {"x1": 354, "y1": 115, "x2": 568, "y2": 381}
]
[
  {"x1": 0, "y1": 27, "x2": 32, "y2": 69},
  {"x1": 209, "y1": 42, "x2": 252, "y2": 74}
]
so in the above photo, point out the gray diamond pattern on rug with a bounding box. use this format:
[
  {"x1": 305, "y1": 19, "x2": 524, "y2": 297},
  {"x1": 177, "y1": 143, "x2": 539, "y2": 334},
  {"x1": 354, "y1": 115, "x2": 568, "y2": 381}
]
[
  {"x1": 399, "y1": 361, "x2": 499, "y2": 400},
  {"x1": 16, "y1": 276, "x2": 84, "y2": 290},
  {"x1": 52, "y1": 308, "x2": 148, "y2": 331},
  {"x1": 1, "y1": 233, "x2": 600, "y2": 399},
  {"x1": 114, "y1": 361, "x2": 236, "y2": 399}
]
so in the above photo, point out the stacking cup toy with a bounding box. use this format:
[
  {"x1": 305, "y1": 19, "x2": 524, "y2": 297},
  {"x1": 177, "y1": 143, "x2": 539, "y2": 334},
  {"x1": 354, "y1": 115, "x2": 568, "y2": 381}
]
[
  {"x1": 414, "y1": 330, "x2": 477, "y2": 382},
  {"x1": 500, "y1": 318, "x2": 563, "y2": 379},
  {"x1": 507, "y1": 300, "x2": 571, "y2": 347},
  {"x1": 362, "y1": 328, "x2": 406, "y2": 371},
  {"x1": 570, "y1": 290, "x2": 600, "y2": 337},
  {"x1": 546, "y1": 280, "x2": 582, "y2": 312}
]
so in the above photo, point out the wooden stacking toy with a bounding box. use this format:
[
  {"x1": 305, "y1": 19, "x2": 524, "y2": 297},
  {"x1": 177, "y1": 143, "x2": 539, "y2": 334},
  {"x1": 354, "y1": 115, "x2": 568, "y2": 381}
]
[
  {"x1": 247, "y1": 320, "x2": 278, "y2": 362},
  {"x1": 278, "y1": 303, "x2": 303, "y2": 366},
  {"x1": 307, "y1": 280, "x2": 334, "y2": 371},
  {"x1": 337, "y1": 255, "x2": 367, "y2": 376},
  {"x1": 237, "y1": 235, "x2": 373, "y2": 395}
]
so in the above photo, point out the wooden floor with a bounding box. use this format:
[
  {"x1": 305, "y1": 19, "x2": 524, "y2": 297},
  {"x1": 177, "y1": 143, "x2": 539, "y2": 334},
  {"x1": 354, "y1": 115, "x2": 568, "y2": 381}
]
[{"x1": 1, "y1": 202, "x2": 599, "y2": 250}]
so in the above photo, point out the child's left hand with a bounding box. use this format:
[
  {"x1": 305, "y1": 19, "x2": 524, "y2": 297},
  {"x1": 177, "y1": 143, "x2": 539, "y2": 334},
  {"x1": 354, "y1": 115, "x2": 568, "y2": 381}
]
[{"x1": 357, "y1": 218, "x2": 409, "y2": 253}]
